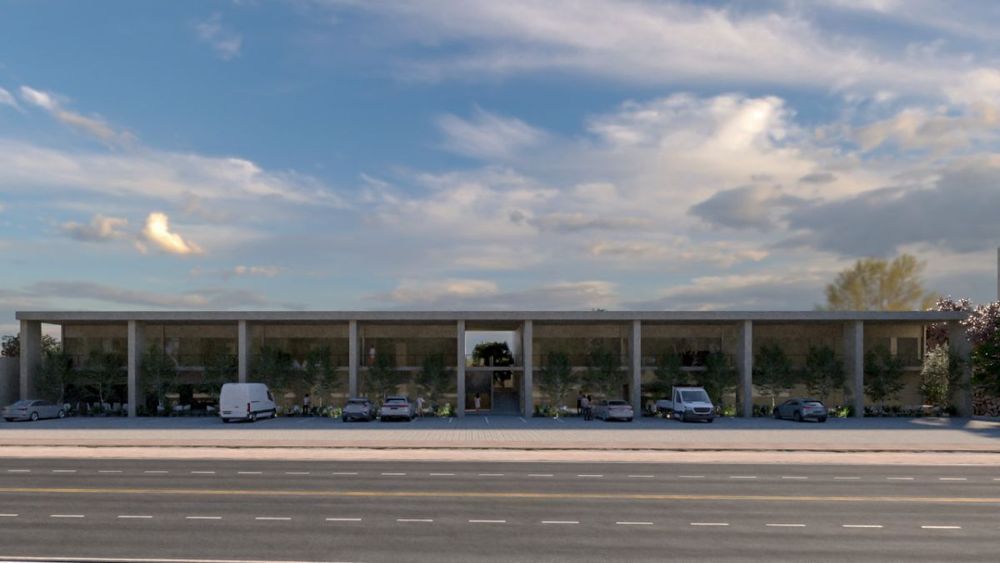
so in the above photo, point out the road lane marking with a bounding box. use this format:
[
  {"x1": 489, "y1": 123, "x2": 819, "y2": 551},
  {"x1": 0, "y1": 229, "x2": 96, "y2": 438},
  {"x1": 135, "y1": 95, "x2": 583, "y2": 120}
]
[
  {"x1": 469, "y1": 519, "x2": 506, "y2": 523},
  {"x1": 0, "y1": 514, "x2": 17, "y2": 517},
  {"x1": 781, "y1": 476, "x2": 807, "y2": 480},
  {"x1": 478, "y1": 473, "x2": 504, "y2": 477},
  {"x1": 843, "y1": 524, "x2": 883, "y2": 528},
  {"x1": 616, "y1": 521, "x2": 653, "y2": 525},
  {"x1": 938, "y1": 478, "x2": 967, "y2": 481},
  {"x1": 117, "y1": 515, "x2": 153, "y2": 519},
  {"x1": 519, "y1": 417, "x2": 527, "y2": 423},
  {"x1": 887, "y1": 477, "x2": 914, "y2": 480},
  {"x1": 834, "y1": 477, "x2": 860, "y2": 480},
  {"x1": 98, "y1": 470, "x2": 123, "y2": 474},
  {"x1": 429, "y1": 473, "x2": 455, "y2": 476},
  {"x1": 542, "y1": 520, "x2": 578, "y2": 524},
  {"x1": 284, "y1": 472, "x2": 310, "y2": 475},
  {"x1": 143, "y1": 471, "x2": 168, "y2": 474},
  {"x1": 397, "y1": 518, "x2": 433, "y2": 522},
  {"x1": 50, "y1": 514, "x2": 84, "y2": 518},
  {"x1": 190, "y1": 471, "x2": 216, "y2": 475},
  {"x1": 628, "y1": 475, "x2": 654, "y2": 478},
  {"x1": 237, "y1": 472, "x2": 262, "y2": 475},
  {"x1": 6, "y1": 469, "x2": 30, "y2": 473},
  {"x1": 577, "y1": 474, "x2": 604, "y2": 478},
  {"x1": 51, "y1": 470, "x2": 76, "y2": 473},
  {"x1": 0, "y1": 557, "x2": 363, "y2": 563},
  {"x1": 326, "y1": 517, "x2": 362, "y2": 522},
  {"x1": 185, "y1": 516, "x2": 222, "y2": 520},
  {"x1": 255, "y1": 516, "x2": 291, "y2": 521},
  {"x1": 690, "y1": 522, "x2": 729, "y2": 526},
  {"x1": 678, "y1": 475, "x2": 704, "y2": 479},
  {"x1": 381, "y1": 472, "x2": 406, "y2": 476},
  {"x1": 331, "y1": 472, "x2": 358, "y2": 475},
  {"x1": 729, "y1": 476, "x2": 757, "y2": 479},
  {"x1": 528, "y1": 474, "x2": 553, "y2": 477},
  {"x1": 921, "y1": 525, "x2": 961, "y2": 529},
  {"x1": 766, "y1": 523, "x2": 806, "y2": 527}
]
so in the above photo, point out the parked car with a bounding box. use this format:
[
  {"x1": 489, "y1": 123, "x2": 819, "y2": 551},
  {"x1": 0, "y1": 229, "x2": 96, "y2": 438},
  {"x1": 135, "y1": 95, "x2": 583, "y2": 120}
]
[
  {"x1": 657, "y1": 386, "x2": 715, "y2": 422},
  {"x1": 342, "y1": 398, "x2": 375, "y2": 422},
  {"x1": 219, "y1": 383, "x2": 277, "y2": 423},
  {"x1": 379, "y1": 396, "x2": 415, "y2": 422},
  {"x1": 773, "y1": 398, "x2": 828, "y2": 422},
  {"x1": 593, "y1": 400, "x2": 634, "y2": 422},
  {"x1": 2, "y1": 399, "x2": 65, "y2": 422}
]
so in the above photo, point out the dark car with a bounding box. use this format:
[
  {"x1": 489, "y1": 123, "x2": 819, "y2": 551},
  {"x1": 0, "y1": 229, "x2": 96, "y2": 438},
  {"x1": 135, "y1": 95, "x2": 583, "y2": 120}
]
[{"x1": 773, "y1": 398, "x2": 828, "y2": 422}]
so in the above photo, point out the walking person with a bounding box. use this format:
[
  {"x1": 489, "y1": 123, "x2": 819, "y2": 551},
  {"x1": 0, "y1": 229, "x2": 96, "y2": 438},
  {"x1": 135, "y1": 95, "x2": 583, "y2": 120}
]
[
  {"x1": 577, "y1": 391, "x2": 584, "y2": 417},
  {"x1": 302, "y1": 393, "x2": 311, "y2": 416},
  {"x1": 474, "y1": 392, "x2": 482, "y2": 413},
  {"x1": 580, "y1": 394, "x2": 590, "y2": 421}
]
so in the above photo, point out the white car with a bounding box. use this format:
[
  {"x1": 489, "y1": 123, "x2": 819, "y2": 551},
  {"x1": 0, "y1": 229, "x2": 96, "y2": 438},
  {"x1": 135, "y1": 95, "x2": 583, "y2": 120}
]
[
  {"x1": 379, "y1": 396, "x2": 415, "y2": 422},
  {"x1": 2, "y1": 399, "x2": 65, "y2": 422},
  {"x1": 342, "y1": 398, "x2": 375, "y2": 422},
  {"x1": 220, "y1": 383, "x2": 276, "y2": 423},
  {"x1": 594, "y1": 400, "x2": 634, "y2": 422}
]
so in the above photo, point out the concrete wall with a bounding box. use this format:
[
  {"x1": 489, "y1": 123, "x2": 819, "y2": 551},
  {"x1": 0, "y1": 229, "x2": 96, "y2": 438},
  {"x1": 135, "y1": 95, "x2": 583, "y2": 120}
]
[{"x1": 0, "y1": 357, "x2": 18, "y2": 406}]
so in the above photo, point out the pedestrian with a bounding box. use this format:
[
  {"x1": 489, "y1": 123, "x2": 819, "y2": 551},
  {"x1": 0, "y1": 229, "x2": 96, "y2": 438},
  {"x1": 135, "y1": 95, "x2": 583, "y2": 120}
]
[
  {"x1": 302, "y1": 393, "x2": 311, "y2": 416},
  {"x1": 580, "y1": 394, "x2": 590, "y2": 421},
  {"x1": 367, "y1": 345, "x2": 376, "y2": 367},
  {"x1": 474, "y1": 392, "x2": 482, "y2": 412},
  {"x1": 577, "y1": 391, "x2": 584, "y2": 417},
  {"x1": 585, "y1": 394, "x2": 594, "y2": 421},
  {"x1": 416, "y1": 396, "x2": 425, "y2": 417}
]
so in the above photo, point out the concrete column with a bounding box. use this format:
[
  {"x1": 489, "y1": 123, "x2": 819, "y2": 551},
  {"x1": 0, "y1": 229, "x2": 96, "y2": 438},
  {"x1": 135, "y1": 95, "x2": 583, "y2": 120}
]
[
  {"x1": 127, "y1": 320, "x2": 144, "y2": 417},
  {"x1": 736, "y1": 320, "x2": 753, "y2": 418},
  {"x1": 456, "y1": 320, "x2": 466, "y2": 417},
  {"x1": 237, "y1": 320, "x2": 249, "y2": 383},
  {"x1": 949, "y1": 320, "x2": 973, "y2": 417},
  {"x1": 844, "y1": 320, "x2": 865, "y2": 418},
  {"x1": 522, "y1": 320, "x2": 533, "y2": 416},
  {"x1": 630, "y1": 320, "x2": 641, "y2": 418},
  {"x1": 348, "y1": 320, "x2": 358, "y2": 397},
  {"x1": 18, "y1": 320, "x2": 41, "y2": 400}
]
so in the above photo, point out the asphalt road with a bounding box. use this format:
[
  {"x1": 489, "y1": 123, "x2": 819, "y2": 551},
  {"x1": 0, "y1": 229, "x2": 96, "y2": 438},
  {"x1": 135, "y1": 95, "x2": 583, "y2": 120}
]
[{"x1": 1, "y1": 459, "x2": 999, "y2": 562}]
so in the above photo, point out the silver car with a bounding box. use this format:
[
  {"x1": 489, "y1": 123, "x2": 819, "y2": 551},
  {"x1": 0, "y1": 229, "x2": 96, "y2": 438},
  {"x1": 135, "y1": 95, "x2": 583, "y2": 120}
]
[
  {"x1": 593, "y1": 400, "x2": 634, "y2": 422},
  {"x1": 379, "y1": 396, "x2": 415, "y2": 422},
  {"x1": 773, "y1": 398, "x2": 828, "y2": 422},
  {"x1": 342, "y1": 398, "x2": 374, "y2": 422},
  {"x1": 2, "y1": 399, "x2": 66, "y2": 422}
]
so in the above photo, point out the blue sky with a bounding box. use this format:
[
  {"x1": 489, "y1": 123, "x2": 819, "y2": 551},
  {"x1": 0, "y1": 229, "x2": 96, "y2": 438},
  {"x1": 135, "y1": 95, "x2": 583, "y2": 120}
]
[{"x1": 2, "y1": 0, "x2": 1000, "y2": 334}]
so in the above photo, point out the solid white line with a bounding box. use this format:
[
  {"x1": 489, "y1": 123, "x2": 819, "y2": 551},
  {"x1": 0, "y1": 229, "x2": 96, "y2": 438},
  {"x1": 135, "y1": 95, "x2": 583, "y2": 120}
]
[
  {"x1": 921, "y1": 525, "x2": 961, "y2": 529},
  {"x1": 397, "y1": 518, "x2": 433, "y2": 523},
  {"x1": 843, "y1": 524, "x2": 883, "y2": 528},
  {"x1": 766, "y1": 523, "x2": 806, "y2": 527},
  {"x1": 381, "y1": 472, "x2": 406, "y2": 476},
  {"x1": 185, "y1": 516, "x2": 222, "y2": 520},
  {"x1": 429, "y1": 473, "x2": 455, "y2": 476},
  {"x1": 834, "y1": 477, "x2": 860, "y2": 480},
  {"x1": 255, "y1": 517, "x2": 292, "y2": 521},
  {"x1": 0, "y1": 556, "x2": 360, "y2": 563},
  {"x1": 331, "y1": 472, "x2": 358, "y2": 476},
  {"x1": 938, "y1": 477, "x2": 967, "y2": 481},
  {"x1": 190, "y1": 471, "x2": 216, "y2": 475},
  {"x1": 577, "y1": 474, "x2": 604, "y2": 478},
  {"x1": 7, "y1": 469, "x2": 30, "y2": 473},
  {"x1": 542, "y1": 520, "x2": 579, "y2": 524},
  {"x1": 690, "y1": 522, "x2": 729, "y2": 526},
  {"x1": 616, "y1": 521, "x2": 653, "y2": 526},
  {"x1": 98, "y1": 470, "x2": 123, "y2": 474},
  {"x1": 469, "y1": 519, "x2": 506, "y2": 523},
  {"x1": 50, "y1": 514, "x2": 85, "y2": 518},
  {"x1": 478, "y1": 473, "x2": 505, "y2": 477},
  {"x1": 118, "y1": 515, "x2": 153, "y2": 519},
  {"x1": 237, "y1": 471, "x2": 262, "y2": 475},
  {"x1": 628, "y1": 475, "x2": 655, "y2": 478},
  {"x1": 781, "y1": 476, "x2": 807, "y2": 480},
  {"x1": 729, "y1": 476, "x2": 757, "y2": 479},
  {"x1": 325, "y1": 517, "x2": 362, "y2": 522},
  {"x1": 0, "y1": 514, "x2": 18, "y2": 517},
  {"x1": 887, "y1": 477, "x2": 914, "y2": 480},
  {"x1": 52, "y1": 469, "x2": 77, "y2": 473}
]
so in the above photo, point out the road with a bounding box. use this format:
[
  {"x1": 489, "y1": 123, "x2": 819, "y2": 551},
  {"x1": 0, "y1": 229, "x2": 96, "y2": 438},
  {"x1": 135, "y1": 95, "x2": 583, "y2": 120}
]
[{"x1": 1, "y1": 459, "x2": 998, "y2": 562}]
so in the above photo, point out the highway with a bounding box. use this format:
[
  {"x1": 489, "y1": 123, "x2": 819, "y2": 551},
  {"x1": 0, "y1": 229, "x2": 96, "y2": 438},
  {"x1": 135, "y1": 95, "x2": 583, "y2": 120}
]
[{"x1": 0, "y1": 459, "x2": 998, "y2": 562}]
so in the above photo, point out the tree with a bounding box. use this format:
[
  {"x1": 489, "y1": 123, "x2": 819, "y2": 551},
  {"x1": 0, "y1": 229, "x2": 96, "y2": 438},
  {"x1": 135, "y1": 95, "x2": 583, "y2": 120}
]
[
  {"x1": 926, "y1": 296, "x2": 973, "y2": 348},
  {"x1": 416, "y1": 352, "x2": 451, "y2": 407},
  {"x1": 201, "y1": 349, "x2": 237, "y2": 399},
  {"x1": 143, "y1": 345, "x2": 178, "y2": 411},
  {"x1": 801, "y1": 345, "x2": 846, "y2": 405},
  {"x1": 864, "y1": 346, "x2": 905, "y2": 411},
  {"x1": 472, "y1": 341, "x2": 513, "y2": 366},
  {"x1": 649, "y1": 352, "x2": 686, "y2": 398},
  {"x1": 253, "y1": 345, "x2": 294, "y2": 394},
  {"x1": 86, "y1": 350, "x2": 125, "y2": 408},
  {"x1": 536, "y1": 350, "x2": 577, "y2": 410},
  {"x1": 963, "y1": 301, "x2": 1000, "y2": 396},
  {"x1": 700, "y1": 351, "x2": 737, "y2": 407},
  {"x1": 753, "y1": 344, "x2": 794, "y2": 407},
  {"x1": 1, "y1": 333, "x2": 61, "y2": 357},
  {"x1": 582, "y1": 345, "x2": 625, "y2": 399},
  {"x1": 824, "y1": 254, "x2": 938, "y2": 311},
  {"x1": 365, "y1": 351, "x2": 401, "y2": 402},
  {"x1": 304, "y1": 345, "x2": 341, "y2": 407},
  {"x1": 919, "y1": 346, "x2": 952, "y2": 408},
  {"x1": 36, "y1": 349, "x2": 76, "y2": 403}
]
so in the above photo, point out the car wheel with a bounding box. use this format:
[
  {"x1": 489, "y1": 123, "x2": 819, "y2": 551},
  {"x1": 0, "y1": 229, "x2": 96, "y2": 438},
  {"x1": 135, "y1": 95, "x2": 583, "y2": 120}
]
[
  {"x1": 4, "y1": 418, "x2": 13, "y2": 422},
  {"x1": 57, "y1": 409, "x2": 66, "y2": 419},
  {"x1": 221, "y1": 418, "x2": 230, "y2": 423},
  {"x1": 248, "y1": 412, "x2": 256, "y2": 423},
  {"x1": 681, "y1": 411, "x2": 689, "y2": 423},
  {"x1": 793, "y1": 411, "x2": 802, "y2": 423},
  {"x1": 772, "y1": 408, "x2": 781, "y2": 419},
  {"x1": 30, "y1": 412, "x2": 39, "y2": 422},
  {"x1": 818, "y1": 416, "x2": 828, "y2": 423},
  {"x1": 627, "y1": 417, "x2": 634, "y2": 422},
  {"x1": 707, "y1": 417, "x2": 714, "y2": 423},
  {"x1": 270, "y1": 409, "x2": 277, "y2": 419},
  {"x1": 342, "y1": 416, "x2": 348, "y2": 422}
]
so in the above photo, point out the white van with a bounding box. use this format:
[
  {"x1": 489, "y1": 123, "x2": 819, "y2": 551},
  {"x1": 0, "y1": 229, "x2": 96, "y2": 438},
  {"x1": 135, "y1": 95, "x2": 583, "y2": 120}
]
[{"x1": 220, "y1": 383, "x2": 276, "y2": 423}]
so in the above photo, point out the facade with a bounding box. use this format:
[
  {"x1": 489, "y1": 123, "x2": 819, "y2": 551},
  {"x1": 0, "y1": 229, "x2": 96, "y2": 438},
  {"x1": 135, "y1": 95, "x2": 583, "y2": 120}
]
[{"x1": 14, "y1": 310, "x2": 971, "y2": 418}]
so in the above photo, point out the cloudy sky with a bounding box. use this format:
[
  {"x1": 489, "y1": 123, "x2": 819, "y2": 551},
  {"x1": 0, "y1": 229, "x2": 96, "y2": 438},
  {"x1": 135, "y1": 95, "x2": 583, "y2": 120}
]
[{"x1": 2, "y1": 0, "x2": 999, "y2": 334}]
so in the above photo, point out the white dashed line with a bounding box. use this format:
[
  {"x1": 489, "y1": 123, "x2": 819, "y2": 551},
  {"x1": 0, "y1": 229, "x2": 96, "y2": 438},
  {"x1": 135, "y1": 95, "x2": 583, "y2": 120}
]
[
  {"x1": 326, "y1": 517, "x2": 363, "y2": 522},
  {"x1": 529, "y1": 474, "x2": 554, "y2": 477},
  {"x1": 397, "y1": 518, "x2": 433, "y2": 523},
  {"x1": 51, "y1": 469, "x2": 76, "y2": 473},
  {"x1": 766, "y1": 523, "x2": 806, "y2": 528},
  {"x1": 886, "y1": 477, "x2": 914, "y2": 480},
  {"x1": 616, "y1": 521, "x2": 653, "y2": 526},
  {"x1": 429, "y1": 473, "x2": 456, "y2": 476},
  {"x1": 729, "y1": 475, "x2": 757, "y2": 479},
  {"x1": 50, "y1": 514, "x2": 85, "y2": 519},
  {"x1": 938, "y1": 477, "x2": 967, "y2": 481},
  {"x1": 834, "y1": 477, "x2": 860, "y2": 480},
  {"x1": 628, "y1": 475, "x2": 655, "y2": 478},
  {"x1": 190, "y1": 471, "x2": 216, "y2": 475},
  {"x1": 843, "y1": 524, "x2": 883, "y2": 528},
  {"x1": 117, "y1": 515, "x2": 153, "y2": 519},
  {"x1": 690, "y1": 522, "x2": 729, "y2": 526},
  {"x1": 381, "y1": 472, "x2": 406, "y2": 476},
  {"x1": 98, "y1": 470, "x2": 123, "y2": 474},
  {"x1": 332, "y1": 472, "x2": 358, "y2": 476},
  {"x1": 678, "y1": 475, "x2": 704, "y2": 479},
  {"x1": 542, "y1": 520, "x2": 579, "y2": 525},
  {"x1": 0, "y1": 514, "x2": 18, "y2": 517},
  {"x1": 185, "y1": 516, "x2": 222, "y2": 520},
  {"x1": 7, "y1": 469, "x2": 30, "y2": 473},
  {"x1": 577, "y1": 474, "x2": 604, "y2": 478},
  {"x1": 255, "y1": 517, "x2": 292, "y2": 521},
  {"x1": 285, "y1": 472, "x2": 310, "y2": 475},
  {"x1": 469, "y1": 519, "x2": 506, "y2": 524},
  {"x1": 237, "y1": 471, "x2": 262, "y2": 475},
  {"x1": 478, "y1": 473, "x2": 505, "y2": 477},
  {"x1": 781, "y1": 476, "x2": 808, "y2": 480},
  {"x1": 143, "y1": 471, "x2": 168, "y2": 474},
  {"x1": 921, "y1": 525, "x2": 961, "y2": 529}
]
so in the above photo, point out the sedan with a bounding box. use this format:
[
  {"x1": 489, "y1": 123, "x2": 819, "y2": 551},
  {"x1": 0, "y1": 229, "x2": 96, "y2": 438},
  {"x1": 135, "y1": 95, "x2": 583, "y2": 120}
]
[
  {"x1": 2, "y1": 399, "x2": 65, "y2": 422},
  {"x1": 593, "y1": 400, "x2": 634, "y2": 422},
  {"x1": 773, "y1": 398, "x2": 828, "y2": 422},
  {"x1": 342, "y1": 398, "x2": 374, "y2": 422},
  {"x1": 379, "y1": 396, "x2": 415, "y2": 422}
]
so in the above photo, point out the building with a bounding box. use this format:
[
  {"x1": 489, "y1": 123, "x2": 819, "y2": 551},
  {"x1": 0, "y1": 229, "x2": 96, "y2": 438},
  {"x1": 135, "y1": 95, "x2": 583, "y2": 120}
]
[{"x1": 12, "y1": 310, "x2": 971, "y2": 418}]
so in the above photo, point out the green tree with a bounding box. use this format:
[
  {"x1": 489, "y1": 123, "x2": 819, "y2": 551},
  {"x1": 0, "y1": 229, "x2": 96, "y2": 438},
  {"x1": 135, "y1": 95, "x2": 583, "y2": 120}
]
[
  {"x1": 86, "y1": 350, "x2": 125, "y2": 408},
  {"x1": 864, "y1": 346, "x2": 905, "y2": 411},
  {"x1": 201, "y1": 348, "x2": 237, "y2": 400},
  {"x1": 824, "y1": 254, "x2": 938, "y2": 311},
  {"x1": 536, "y1": 350, "x2": 577, "y2": 410},
  {"x1": 416, "y1": 352, "x2": 451, "y2": 407},
  {"x1": 964, "y1": 302, "x2": 1000, "y2": 396},
  {"x1": 471, "y1": 341, "x2": 513, "y2": 366},
  {"x1": 1, "y1": 333, "x2": 61, "y2": 357},
  {"x1": 143, "y1": 345, "x2": 178, "y2": 411},
  {"x1": 649, "y1": 352, "x2": 686, "y2": 398},
  {"x1": 753, "y1": 344, "x2": 794, "y2": 407},
  {"x1": 253, "y1": 345, "x2": 294, "y2": 393},
  {"x1": 801, "y1": 345, "x2": 846, "y2": 405},
  {"x1": 582, "y1": 345, "x2": 625, "y2": 399},
  {"x1": 919, "y1": 346, "x2": 953, "y2": 408},
  {"x1": 700, "y1": 351, "x2": 737, "y2": 407},
  {"x1": 304, "y1": 345, "x2": 341, "y2": 407},
  {"x1": 36, "y1": 349, "x2": 76, "y2": 403},
  {"x1": 366, "y1": 351, "x2": 401, "y2": 401}
]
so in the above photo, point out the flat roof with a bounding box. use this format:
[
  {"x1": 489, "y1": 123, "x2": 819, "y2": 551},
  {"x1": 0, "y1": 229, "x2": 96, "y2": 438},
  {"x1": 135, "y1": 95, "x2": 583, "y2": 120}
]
[{"x1": 15, "y1": 310, "x2": 968, "y2": 323}]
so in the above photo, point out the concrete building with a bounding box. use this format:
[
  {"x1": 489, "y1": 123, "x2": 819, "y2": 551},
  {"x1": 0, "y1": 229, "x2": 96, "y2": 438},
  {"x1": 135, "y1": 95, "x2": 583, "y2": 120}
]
[{"x1": 12, "y1": 310, "x2": 970, "y2": 418}]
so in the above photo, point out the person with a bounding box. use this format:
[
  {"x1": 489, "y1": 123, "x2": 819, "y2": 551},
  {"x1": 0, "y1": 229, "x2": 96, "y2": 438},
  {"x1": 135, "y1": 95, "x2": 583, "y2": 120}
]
[
  {"x1": 367, "y1": 345, "x2": 376, "y2": 367},
  {"x1": 577, "y1": 391, "x2": 584, "y2": 417},
  {"x1": 474, "y1": 392, "x2": 482, "y2": 412},
  {"x1": 585, "y1": 394, "x2": 594, "y2": 421},
  {"x1": 580, "y1": 394, "x2": 590, "y2": 421},
  {"x1": 416, "y1": 396, "x2": 425, "y2": 417},
  {"x1": 302, "y1": 393, "x2": 311, "y2": 416}
]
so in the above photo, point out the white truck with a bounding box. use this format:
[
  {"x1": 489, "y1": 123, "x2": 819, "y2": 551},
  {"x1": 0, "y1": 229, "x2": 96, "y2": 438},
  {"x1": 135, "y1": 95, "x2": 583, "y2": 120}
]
[
  {"x1": 655, "y1": 386, "x2": 715, "y2": 423},
  {"x1": 219, "y1": 383, "x2": 277, "y2": 423}
]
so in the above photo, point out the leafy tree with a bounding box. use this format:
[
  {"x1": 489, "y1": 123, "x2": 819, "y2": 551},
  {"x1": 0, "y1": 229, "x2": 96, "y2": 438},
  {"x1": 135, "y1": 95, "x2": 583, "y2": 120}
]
[
  {"x1": 700, "y1": 351, "x2": 737, "y2": 407},
  {"x1": 416, "y1": 352, "x2": 451, "y2": 407},
  {"x1": 253, "y1": 345, "x2": 294, "y2": 393},
  {"x1": 919, "y1": 346, "x2": 954, "y2": 408},
  {"x1": 201, "y1": 348, "x2": 237, "y2": 399},
  {"x1": 649, "y1": 352, "x2": 686, "y2": 398},
  {"x1": 753, "y1": 344, "x2": 794, "y2": 407},
  {"x1": 1, "y1": 333, "x2": 61, "y2": 357},
  {"x1": 36, "y1": 349, "x2": 76, "y2": 403},
  {"x1": 926, "y1": 296, "x2": 973, "y2": 348},
  {"x1": 963, "y1": 301, "x2": 1000, "y2": 395},
  {"x1": 143, "y1": 345, "x2": 178, "y2": 410},
  {"x1": 304, "y1": 345, "x2": 341, "y2": 406},
  {"x1": 472, "y1": 341, "x2": 513, "y2": 366},
  {"x1": 801, "y1": 345, "x2": 845, "y2": 405},
  {"x1": 824, "y1": 254, "x2": 938, "y2": 311},
  {"x1": 582, "y1": 345, "x2": 625, "y2": 399},
  {"x1": 366, "y1": 351, "x2": 401, "y2": 402},
  {"x1": 86, "y1": 350, "x2": 125, "y2": 408},
  {"x1": 864, "y1": 346, "x2": 905, "y2": 410},
  {"x1": 536, "y1": 350, "x2": 577, "y2": 409}
]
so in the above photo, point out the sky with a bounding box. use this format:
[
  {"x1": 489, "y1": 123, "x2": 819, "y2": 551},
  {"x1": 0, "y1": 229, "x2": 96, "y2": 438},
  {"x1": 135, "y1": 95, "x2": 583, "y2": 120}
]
[{"x1": 2, "y1": 0, "x2": 1000, "y2": 335}]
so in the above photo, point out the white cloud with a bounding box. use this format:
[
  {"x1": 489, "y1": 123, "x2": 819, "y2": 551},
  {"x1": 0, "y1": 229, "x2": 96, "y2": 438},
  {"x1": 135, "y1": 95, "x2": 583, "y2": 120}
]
[
  {"x1": 24, "y1": 281, "x2": 286, "y2": 309},
  {"x1": 368, "y1": 279, "x2": 617, "y2": 310},
  {"x1": 20, "y1": 85, "x2": 135, "y2": 146},
  {"x1": 191, "y1": 265, "x2": 283, "y2": 279},
  {"x1": 141, "y1": 212, "x2": 203, "y2": 255},
  {"x1": 437, "y1": 108, "x2": 547, "y2": 159},
  {"x1": 59, "y1": 214, "x2": 129, "y2": 242},
  {"x1": 195, "y1": 13, "x2": 243, "y2": 60},
  {"x1": 0, "y1": 87, "x2": 19, "y2": 110}
]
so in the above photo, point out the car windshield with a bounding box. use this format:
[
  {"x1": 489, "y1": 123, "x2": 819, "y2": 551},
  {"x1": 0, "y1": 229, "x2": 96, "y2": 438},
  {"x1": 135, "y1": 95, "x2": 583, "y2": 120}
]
[
  {"x1": 680, "y1": 390, "x2": 710, "y2": 402},
  {"x1": 386, "y1": 398, "x2": 407, "y2": 403},
  {"x1": 348, "y1": 399, "x2": 368, "y2": 405},
  {"x1": 804, "y1": 401, "x2": 824, "y2": 407},
  {"x1": 10, "y1": 400, "x2": 31, "y2": 407},
  {"x1": 608, "y1": 401, "x2": 628, "y2": 406}
]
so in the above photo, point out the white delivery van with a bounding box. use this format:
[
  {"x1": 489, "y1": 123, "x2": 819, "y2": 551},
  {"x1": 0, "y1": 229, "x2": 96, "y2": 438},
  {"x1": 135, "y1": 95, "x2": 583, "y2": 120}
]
[
  {"x1": 220, "y1": 383, "x2": 277, "y2": 423},
  {"x1": 656, "y1": 386, "x2": 715, "y2": 423}
]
